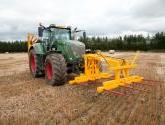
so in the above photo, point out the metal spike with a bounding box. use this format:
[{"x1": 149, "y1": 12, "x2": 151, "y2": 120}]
[{"x1": 119, "y1": 85, "x2": 149, "y2": 93}]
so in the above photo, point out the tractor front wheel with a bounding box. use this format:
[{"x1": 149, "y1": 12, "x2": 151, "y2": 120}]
[
  {"x1": 45, "y1": 53, "x2": 67, "y2": 86},
  {"x1": 29, "y1": 49, "x2": 41, "y2": 77}
]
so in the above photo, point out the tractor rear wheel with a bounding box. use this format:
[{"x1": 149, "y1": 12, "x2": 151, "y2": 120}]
[
  {"x1": 45, "y1": 53, "x2": 67, "y2": 86},
  {"x1": 29, "y1": 49, "x2": 41, "y2": 77}
]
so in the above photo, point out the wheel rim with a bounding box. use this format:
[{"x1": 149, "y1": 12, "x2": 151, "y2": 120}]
[
  {"x1": 46, "y1": 62, "x2": 53, "y2": 80},
  {"x1": 31, "y1": 54, "x2": 36, "y2": 72}
]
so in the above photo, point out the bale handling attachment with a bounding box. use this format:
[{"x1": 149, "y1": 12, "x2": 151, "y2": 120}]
[{"x1": 69, "y1": 52, "x2": 143, "y2": 93}]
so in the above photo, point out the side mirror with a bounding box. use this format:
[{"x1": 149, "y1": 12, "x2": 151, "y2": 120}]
[
  {"x1": 38, "y1": 26, "x2": 43, "y2": 37},
  {"x1": 83, "y1": 32, "x2": 86, "y2": 39}
]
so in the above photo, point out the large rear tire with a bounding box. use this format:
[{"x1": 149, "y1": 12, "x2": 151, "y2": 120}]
[
  {"x1": 29, "y1": 49, "x2": 41, "y2": 77},
  {"x1": 45, "y1": 53, "x2": 67, "y2": 86}
]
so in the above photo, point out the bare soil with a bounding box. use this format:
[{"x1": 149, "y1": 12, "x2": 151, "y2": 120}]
[{"x1": 0, "y1": 52, "x2": 164, "y2": 125}]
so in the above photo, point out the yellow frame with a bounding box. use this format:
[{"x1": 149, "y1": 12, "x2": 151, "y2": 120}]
[{"x1": 69, "y1": 52, "x2": 143, "y2": 93}]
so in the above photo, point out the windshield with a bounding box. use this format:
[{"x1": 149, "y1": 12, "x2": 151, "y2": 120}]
[{"x1": 50, "y1": 28, "x2": 71, "y2": 41}]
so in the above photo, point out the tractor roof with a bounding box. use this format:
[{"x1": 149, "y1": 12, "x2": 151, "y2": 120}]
[{"x1": 48, "y1": 24, "x2": 71, "y2": 30}]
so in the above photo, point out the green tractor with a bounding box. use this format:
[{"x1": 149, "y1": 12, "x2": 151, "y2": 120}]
[{"x1": 27, "y1": 24, "x2": 86, "y2": 85}]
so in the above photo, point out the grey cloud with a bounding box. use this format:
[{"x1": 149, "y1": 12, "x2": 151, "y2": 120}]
[
  {"x1": 132, "y1": 0, "x2": 165, "y2": 18},
  {"x1": 0, "y1": 0, "x2": 165, "y2": 41}
]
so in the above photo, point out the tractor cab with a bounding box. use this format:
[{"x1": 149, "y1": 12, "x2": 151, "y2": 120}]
[
  {"x1": 38, "y1": 24, "x2": 86, "y2": 42},
  {"x1": 36, "y1": 24, "x2": 86, "y2": 63},
  {"x1": 38, "y1": 24, "x2": 72, "y2": 41}
]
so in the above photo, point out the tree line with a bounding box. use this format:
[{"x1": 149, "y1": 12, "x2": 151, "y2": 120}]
[
  {"x1": 80, "y1": 32, "x2": 165, "y2": 51},
  {"x1": 0, "y1": 41, "x2": 27, "y2": 53},
  {"x1": 0, "y1": 32, "x2": 165, "y2": 53}
]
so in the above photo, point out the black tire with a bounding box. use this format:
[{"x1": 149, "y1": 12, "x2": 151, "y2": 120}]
[
  {"x1": 29, "y1": 49, "x2": 41, "y2": 77},
  {"x1": 45, "y1": 53, "x2": 67, "y2": 86}
]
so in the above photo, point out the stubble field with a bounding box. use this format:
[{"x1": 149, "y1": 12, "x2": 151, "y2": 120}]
[{"x1": 0, "y1": 52, "x2": 164, "y2": 125}]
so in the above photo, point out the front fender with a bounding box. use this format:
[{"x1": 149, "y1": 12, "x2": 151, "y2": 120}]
[{"x1": 32, "y1": 43, "x2": 45, "y2": 54}]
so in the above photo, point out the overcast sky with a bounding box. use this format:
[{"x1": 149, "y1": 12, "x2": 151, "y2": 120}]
[{"x1": 0, "y1": 0, "x2": 165, "y2": 41}]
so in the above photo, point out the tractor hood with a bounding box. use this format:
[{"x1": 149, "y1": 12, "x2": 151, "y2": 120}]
[
  {"x1": 67, "y1": 40, "x2": 85, "y2": 56},
  {"x1": 56, "y1": 40, "x2": 85, "y2": 62}
]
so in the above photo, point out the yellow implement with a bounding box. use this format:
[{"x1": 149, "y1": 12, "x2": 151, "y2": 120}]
[{"x1": 69, "y1": 52, "x2": 143, "y2": 93}]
